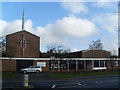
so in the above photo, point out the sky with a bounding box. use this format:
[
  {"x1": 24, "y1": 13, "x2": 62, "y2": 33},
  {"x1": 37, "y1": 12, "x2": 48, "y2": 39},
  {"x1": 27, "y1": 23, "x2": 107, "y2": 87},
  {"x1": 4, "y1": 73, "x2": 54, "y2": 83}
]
[{"x1": 0, "y1": 1, "x2": 119, "y2": 55}]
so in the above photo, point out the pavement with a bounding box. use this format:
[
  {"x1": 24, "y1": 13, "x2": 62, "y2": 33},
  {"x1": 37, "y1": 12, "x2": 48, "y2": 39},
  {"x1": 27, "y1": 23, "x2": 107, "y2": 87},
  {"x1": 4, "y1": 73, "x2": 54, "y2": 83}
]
[{"x1": 2, "y1": 72, "x2": 120, "y2": 89}]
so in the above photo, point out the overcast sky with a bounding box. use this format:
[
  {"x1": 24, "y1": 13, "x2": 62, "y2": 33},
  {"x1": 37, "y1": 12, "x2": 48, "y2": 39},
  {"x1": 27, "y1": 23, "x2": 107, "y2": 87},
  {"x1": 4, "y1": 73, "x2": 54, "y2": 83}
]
[{"x1": 0, "y1": 1, "x2": 118, "y2": 55}]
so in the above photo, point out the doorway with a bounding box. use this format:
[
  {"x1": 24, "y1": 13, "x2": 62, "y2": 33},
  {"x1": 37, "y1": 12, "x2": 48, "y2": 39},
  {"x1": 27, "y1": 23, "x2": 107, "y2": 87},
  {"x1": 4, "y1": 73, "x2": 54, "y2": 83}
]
[{"x1": 16, "y1": 60, "x2": 33, "y2": 71}]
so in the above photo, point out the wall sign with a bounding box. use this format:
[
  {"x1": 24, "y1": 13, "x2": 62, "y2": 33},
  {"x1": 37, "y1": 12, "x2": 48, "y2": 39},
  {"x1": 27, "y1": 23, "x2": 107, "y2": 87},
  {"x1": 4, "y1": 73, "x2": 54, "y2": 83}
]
[{"x1": 37, "y1": 62, "x2": 46, "y2": 67}]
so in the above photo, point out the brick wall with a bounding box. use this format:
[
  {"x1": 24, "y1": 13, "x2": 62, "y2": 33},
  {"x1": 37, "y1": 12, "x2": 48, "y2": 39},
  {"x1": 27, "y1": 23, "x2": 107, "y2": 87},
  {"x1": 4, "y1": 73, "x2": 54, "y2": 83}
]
[
  {"x1": 82, "y1": 50, "x2": 111, "y2": 58},
  {"x1": 2, "y1": 59, "x2": 16, "y2": 71},
  {"x1": 6, "y1": 30, "x2": 40, "y2": 58}
]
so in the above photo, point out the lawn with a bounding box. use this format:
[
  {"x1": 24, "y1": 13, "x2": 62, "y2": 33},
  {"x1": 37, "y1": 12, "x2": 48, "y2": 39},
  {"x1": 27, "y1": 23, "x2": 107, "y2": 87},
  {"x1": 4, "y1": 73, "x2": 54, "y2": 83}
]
[
  {"x1": 2, "y1": 72, "x2": 20, "y2": 78},
  {"x1": 50, "y1": 71, "x2": 120, "y2": 78}
]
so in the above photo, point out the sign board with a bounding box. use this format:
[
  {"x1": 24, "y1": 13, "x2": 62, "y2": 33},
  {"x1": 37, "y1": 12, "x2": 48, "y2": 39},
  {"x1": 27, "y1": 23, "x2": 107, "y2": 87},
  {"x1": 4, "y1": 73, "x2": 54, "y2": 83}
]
[{"x1": 37, "y1": 62, "x2": 46, "y2": 67}]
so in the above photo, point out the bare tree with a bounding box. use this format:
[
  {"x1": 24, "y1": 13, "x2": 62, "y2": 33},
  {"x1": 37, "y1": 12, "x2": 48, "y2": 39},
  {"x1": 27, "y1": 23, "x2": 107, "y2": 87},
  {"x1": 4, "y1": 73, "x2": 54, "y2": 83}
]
[
  {"x1": 89, "y1": 39, "x2": 103, "y2": 50},
  {"x1": 0, "y1": 36, "x2": 6, "y2": 57},
  {"x1": 47, "y1": 44, "x2": 71, "y2": 71},
  {"x1": 107, "y1": 56, "x2": 118, "y2": 71},
  {"x1": 47, "y1": 44, "x2": 70, "y2": 54}
]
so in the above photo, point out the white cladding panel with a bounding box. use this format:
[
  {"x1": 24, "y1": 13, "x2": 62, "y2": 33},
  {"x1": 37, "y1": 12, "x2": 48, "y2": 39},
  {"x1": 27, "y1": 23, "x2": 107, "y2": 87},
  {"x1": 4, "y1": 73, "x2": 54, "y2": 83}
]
[{"x1": 93, "y1": 67, "x2": 107, "y2": 70}]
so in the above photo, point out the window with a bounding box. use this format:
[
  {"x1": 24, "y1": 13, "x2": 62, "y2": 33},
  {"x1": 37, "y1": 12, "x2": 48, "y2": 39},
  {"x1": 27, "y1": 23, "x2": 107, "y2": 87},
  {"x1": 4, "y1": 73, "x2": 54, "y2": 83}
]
[
  {"x1": 115, "y1": 61, "x2": 119, "y2": 66},
  {"x1": 100, "y1": 61, "x2": 104, "y2": 67},
  {"x1": 78, "y1": 61, "x2": 83, "y2": 64},
  {"x1": 94, "y1": 60, "x2": 99, "y2": 67}
]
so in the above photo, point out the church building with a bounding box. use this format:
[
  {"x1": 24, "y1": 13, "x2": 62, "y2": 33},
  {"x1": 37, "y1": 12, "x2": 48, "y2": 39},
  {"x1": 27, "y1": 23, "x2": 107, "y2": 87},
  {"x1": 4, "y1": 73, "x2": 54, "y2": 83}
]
[{"x1": 1, "y1": 11, "x2": 119, "y2": 72}]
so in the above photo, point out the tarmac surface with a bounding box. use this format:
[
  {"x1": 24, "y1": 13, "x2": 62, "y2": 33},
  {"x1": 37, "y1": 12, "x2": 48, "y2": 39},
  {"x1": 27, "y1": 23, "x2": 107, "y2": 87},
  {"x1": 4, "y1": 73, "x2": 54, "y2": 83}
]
[{"x1": 2, "y1": 72, "x2": 120, "y2": 89}]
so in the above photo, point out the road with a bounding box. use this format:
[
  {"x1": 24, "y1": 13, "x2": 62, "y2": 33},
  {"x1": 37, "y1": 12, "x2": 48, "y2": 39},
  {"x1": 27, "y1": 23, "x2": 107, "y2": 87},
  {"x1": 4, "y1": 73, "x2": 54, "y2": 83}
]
[
  {"x1": 29, "y1": 76, "x2": 119, "y2": 88},
  {"x1": 2, "y1": 72, "x2": 120, "y2": 89}
]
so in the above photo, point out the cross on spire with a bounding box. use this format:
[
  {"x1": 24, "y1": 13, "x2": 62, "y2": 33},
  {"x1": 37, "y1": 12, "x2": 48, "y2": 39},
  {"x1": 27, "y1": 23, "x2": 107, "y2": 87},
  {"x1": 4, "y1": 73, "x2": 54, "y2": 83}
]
[{"x1": 22, "y1": 9, "x2": 25, "y2": 30}]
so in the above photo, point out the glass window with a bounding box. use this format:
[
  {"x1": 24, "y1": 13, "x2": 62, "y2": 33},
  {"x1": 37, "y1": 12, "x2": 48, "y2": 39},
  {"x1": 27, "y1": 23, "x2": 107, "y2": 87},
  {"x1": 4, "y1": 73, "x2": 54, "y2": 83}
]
[
  {"x1": 100, "y1": 61, "x2": 104, "y2": 67},
  {"x1": 78, "y1": 60, "x2": 84, "y2": 69},
  {"x1": 94, "y1": 60, "x2": 99, "y2": 67},
  {"x1": 69, "y1": 60, "x2": 76, "y2": 70},
  {"x1": 115, "y1": 61, "x2": 119, "y2": 66}
]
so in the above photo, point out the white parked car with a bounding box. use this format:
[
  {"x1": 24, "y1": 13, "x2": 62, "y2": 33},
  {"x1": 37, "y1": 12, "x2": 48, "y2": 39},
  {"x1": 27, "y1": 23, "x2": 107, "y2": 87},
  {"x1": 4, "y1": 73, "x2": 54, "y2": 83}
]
[{"x1": 21, "y1": 66, "x2": 42, "y2": 74}]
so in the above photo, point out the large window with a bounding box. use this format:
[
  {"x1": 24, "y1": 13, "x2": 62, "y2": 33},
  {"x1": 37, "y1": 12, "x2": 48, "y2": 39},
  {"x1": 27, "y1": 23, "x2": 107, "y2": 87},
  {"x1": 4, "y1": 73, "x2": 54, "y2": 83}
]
[
  {"x1": 49, "y1": 60, "x2": 67, "y2": 70},
  {"x1": 60, "y1": 61, "x2": 67, "y2": 70},
  {"x1": 94, "y1": 60, "x2": 106, "y2": 67},
  {"x1": 50, "y1": 60, "x2": 59, "y2": 70},
  {"x1": 69, "y1": 60, "x2": 76, "y2": 70},
  {"x1": 100, "y1": 61, "x2": 104, "y2": 67},
  {"x1": 94, "y1": 60, "x2": 99, "y2": 67},
  {"x1": 78, "y1": 60, "x2": 84, "y2": 69}
]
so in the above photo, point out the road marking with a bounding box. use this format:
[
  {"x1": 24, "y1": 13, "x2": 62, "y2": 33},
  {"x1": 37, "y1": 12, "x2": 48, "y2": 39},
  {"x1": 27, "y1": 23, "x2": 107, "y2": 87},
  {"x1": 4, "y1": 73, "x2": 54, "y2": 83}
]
[
  {"x1": 95, "y1": 81, "x2": 104, "y2": 84},
  {"x1": 52, "y1": 85, "x2": 56, "y2": 88},
  {"x1": 54, "y1": 83, "x2": 81, "y2": 88},
  {"x1": 96, "y1": 82, "x2": 98, "y2": 83},
  {"x1": 77, "y1": 83, "x2": 82, "y2": 85},
  {"x1": 60, "y1": 85, "x2": 79, "y2": 88}
]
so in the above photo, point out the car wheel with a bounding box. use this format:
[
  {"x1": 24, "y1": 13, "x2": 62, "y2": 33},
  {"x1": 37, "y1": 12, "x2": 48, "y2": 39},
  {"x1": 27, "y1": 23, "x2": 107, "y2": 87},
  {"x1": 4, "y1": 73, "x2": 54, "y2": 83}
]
[
  {"x1": 23, "y1": 70, "x2": 27, "y2": 74},
  {"x1": 36, "y1": 70, "x2": 40, "y2": 73}
]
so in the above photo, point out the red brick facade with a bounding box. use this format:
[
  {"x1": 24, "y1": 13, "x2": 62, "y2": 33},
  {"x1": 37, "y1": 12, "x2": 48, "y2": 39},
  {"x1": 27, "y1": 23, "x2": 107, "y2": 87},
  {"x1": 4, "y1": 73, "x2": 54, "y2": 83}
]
[
  {"x1": 2, "y1": 59, "x2": 16, "y2": 71},
  {"x1": 2, "y1": 59, "x2": 50, "y2": 72},
  {"x1": 6, "y1": 30, "x2": 40, "y2": 58},
  {"x1": 82, "y1": 50, "x2": 111, "y2": 58}
]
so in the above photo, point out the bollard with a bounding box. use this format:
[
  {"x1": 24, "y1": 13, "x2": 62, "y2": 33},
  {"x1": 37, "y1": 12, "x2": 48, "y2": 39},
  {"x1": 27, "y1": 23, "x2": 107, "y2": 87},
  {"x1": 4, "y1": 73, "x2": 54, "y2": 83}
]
[{"x1": 23, "y1": 74, "x2": 29, "y2": 87}]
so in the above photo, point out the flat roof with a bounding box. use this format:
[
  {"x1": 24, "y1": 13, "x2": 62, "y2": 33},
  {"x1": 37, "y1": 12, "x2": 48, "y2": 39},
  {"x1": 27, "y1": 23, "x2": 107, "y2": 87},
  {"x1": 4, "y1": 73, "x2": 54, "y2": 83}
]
[{"x1": 0, "y1": 57, "x2": 119, "y2": 60}]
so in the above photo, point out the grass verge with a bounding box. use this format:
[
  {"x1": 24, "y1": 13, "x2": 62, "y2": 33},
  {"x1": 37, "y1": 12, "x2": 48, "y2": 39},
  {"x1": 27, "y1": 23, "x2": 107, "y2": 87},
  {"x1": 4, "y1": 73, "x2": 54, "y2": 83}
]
[
  {"x1": 2, "y1": 72, "x2": 20, "y2": 78},
  {"x1": 50, "y1": 71, "x2": 120, "y2": 78}
]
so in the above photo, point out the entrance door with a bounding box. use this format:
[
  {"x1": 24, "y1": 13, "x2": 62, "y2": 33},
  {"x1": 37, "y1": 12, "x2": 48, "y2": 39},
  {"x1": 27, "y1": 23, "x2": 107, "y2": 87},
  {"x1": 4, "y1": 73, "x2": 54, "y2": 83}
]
[{"x1": 16, "y1": 60, "x2": 33, "y2": 71}]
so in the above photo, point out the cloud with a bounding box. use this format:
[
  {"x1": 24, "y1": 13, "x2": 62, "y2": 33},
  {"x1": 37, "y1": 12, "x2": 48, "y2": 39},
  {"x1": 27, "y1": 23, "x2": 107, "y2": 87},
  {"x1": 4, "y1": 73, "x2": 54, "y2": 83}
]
[
  {"x1": 0, "y1": 20, "x2": 22, "y2": 36},
  {"x1": 92, "y1": 2, "x2": 116, "y2": 8},
  {"x1": 51, "y1": 16, "x2": 99, "y2": 38},
  {"x1": 92, "y1": 13, "x2": 118, "y2": 55},
  {"x1": 34, "y1": 16, "x2": 99, "y2": 45},
  {"x1": 0, "y1": 20, "x2": 8, "y2": 36},
  {"x1": 0, "y1": 19, "x2": 36, "y2": 37},
  {"x1": 71, "y1": 48, "x2": 80, "y2": 52},
  {"x1": 61, "y1": 0, "x2": 118, "y2": 2},
  {"x1": 92, "y1": 14, "x2": 118, "y2": 33},
  {"x1": 61, "y1": 2, "x2": 88, "y2": 14},
  {"x1": 0, "y1": 16, "x2": 98, "y2": 52},
  {"x1": 103, "y1": 37, "x2": 118, "y2": 55},
  {"x1": 94, "y1": 0, "x2": 118, "y2": 2}
]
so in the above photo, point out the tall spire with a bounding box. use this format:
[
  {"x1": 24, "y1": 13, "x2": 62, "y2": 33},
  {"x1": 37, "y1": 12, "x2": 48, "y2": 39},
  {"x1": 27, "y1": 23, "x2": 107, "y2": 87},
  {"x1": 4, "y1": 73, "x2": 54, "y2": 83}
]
[{"x1": 22, "y1": 9, "x2": 25, "y2": 30}]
